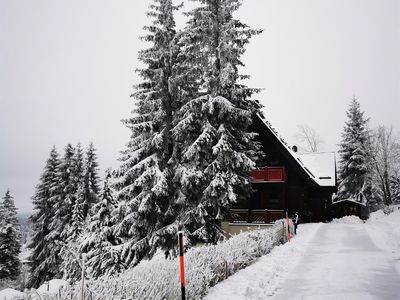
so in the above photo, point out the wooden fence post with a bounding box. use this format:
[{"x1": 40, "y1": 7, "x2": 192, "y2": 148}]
[
  {"x1": 282, "y1": 220, "x2": 286, "y2": 243},
  {"x1": 286, "y1": 210, "x2": 291, "y2": 243}
]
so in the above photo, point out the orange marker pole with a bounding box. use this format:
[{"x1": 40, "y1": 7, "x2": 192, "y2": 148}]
[
  {"x1": 178, "y1": 231, "x2": 186, "y2": 300},
  {"x1": 286, "y1": 210, "x2": 291, "y2": 242}
]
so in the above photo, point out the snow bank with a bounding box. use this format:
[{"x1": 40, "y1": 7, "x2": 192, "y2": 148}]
[
  {"x1": 0, "y1": 288, "x2": 25, "y2": 300},
  {"x1": 204, "y1": 223, "x2": 321, "y2": 299},
  {"x1": 33, "y1": 221, "x2": 286, "y2": 300},
  {"x1": 365, "y1": 206, "x2": 400, "y2": 273},
  {"x1": 36, "y1": 279, "x2": 68, "y2": 294},
  {"x1": 331, "y1": 215, "x2": 363, "y2": 224}
]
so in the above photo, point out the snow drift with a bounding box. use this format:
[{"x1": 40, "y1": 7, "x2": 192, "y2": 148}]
[{"x1": 0, "y1": 288, "x2": 25, "y2": 300}]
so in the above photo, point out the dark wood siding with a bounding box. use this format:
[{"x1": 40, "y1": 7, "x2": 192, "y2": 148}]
[{"x1": 237, "y1": 116, "x2": 337, "y2": 222}]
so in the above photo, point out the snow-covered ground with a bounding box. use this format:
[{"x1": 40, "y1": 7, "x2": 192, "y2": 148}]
[
  {"x1": 2, "y1": 208, "x2": 399, "y2": 299},
  {"x1": 0, "y1": 288, "x2": 25, "y2": 300},
  {"x1": 0, "y1": 221, "x2": 285, "y2": 300},
  {"x1": 204, "y1": 223, "x2": 322, "y2": 299},
  {"x1": 206, "y1": 209, "x2": 400, "y2": 299},
  {"x1": 35, "y1": 279, "x2": 68, "y2": 295},
  {"x1": 0, "y1": 279, "x2": 68, "y2": 300},
  {"x1": 365, "y1": 207, "x2": 400, "y2": 274}
]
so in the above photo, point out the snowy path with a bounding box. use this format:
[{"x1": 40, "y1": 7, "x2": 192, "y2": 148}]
[
  {"x1": 273, "y1": 222, "x2": 400, "y2": 299},
  {"x1": 205, "y1": 220, "x2": 400, "y2": 300}
]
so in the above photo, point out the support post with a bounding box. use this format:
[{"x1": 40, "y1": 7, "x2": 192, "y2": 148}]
[
  {"x1": 81, "y1": 253, "x2": 86, "y2": 300},
  {"x1": 178, "y1": 231, "x2": 186, "y2": 300},
  {"x1": 282, "y1": 220, "x2": 286, "y2": 243},
  {"x1": 286, "y1": 210, "x2": 291, "y2": 243}
]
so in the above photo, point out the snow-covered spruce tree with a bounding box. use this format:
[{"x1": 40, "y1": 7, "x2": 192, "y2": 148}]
[
  {"x1": 61, "y1": 143, "x2": 89, "y2": 280},
  {"x1": 63, "y1": 143, "x2": 101, "y2": 280},
  {"x1": 50, "y1": 144, "x2": 75, "y2": 240},
  {"x1": 82, "y1": 142, "x2": 100, "y2": 217},
  {"x1": 70, "y1": 143, "x2": 85, "y2": 231},
  {"x1": 46, "y1": 143, "x2": 77, "y2": 280},
  {"x1": 0, "y1": 190, "x2": 21, "y2": 281},
  {"x1": 79, "y1": 170, "x2": 123, "y2": 279},
  {"x1": 336, "y1": 97, "x2": 371, "y2": 203},
  {"x1": 113, "y1": 0, "x2": 181, "y2": 268},
  {"x1": 72, "y1": 143, "x2": 101, "y2": 230},
  {"x1": 70, "y1": 143, "x2": 100, "y2": 237},
  {"x1": 172, "y1": 0, "x2": 262, "y2": 244},
  {"x1": 28, "y1": 147, "x2": 62, "y2": 288},
  {"x1": 67, "y1": 144, "x2": 86, "y2": 235}
]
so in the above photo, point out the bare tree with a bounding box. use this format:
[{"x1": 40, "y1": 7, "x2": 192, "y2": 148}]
[
  {"x1": 368, "y1": 125, "x2": 400, "y2": 206},
  {"x1": 295, "y1": 124, "x2": 324, "y2": 152}
]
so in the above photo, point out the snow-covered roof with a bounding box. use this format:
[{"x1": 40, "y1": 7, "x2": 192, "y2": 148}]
[
  {"x1": 296, "y1": 152, "x2": 336, "y2": 187},
  {"x1": 257, "y1": 115, "x2": 336, "y2": 188}
]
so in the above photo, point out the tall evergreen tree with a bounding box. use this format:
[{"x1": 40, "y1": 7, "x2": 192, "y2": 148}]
[
  {"x1": 336, "y1": 97, "x2": 370, "y2": 202},
  {"x1": 69, "y1": 143, "x2": 86, "y2": 235},
  {"x1": 71, "y1": 143, "x2": 100, "y2": 236},
  {"x1": 46, "y1": 143, "x2": 77, "y2": 280},
  {"x1": 173, "y1": 0, "x2": 262, "y2": 244},
  {"x1": 0, "y1": 190, "x2": 21, "y2": 281},
  {"x1": 83, "y1": 142, "x2": 100, "y2": 216},
  {"x1": 28, "y1": 147, "x2": 61, "y2": 287},
  {"x1": 80, "y1": 171, "x2": 123, "y2": 279},
  {"x1": 50, "y1": 144, "x2": 75, "y2": 240},
  {"x1": 59, "y1": 143, "x2": 89, "y2": 280},
  {"x1": 113, "y1": 0, "x2": 181, "y2": 267}
]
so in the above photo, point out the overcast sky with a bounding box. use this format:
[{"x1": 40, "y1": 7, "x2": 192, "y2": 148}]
[{"x1": 1, "y1": 0, "x2": 399, "y2": 213}]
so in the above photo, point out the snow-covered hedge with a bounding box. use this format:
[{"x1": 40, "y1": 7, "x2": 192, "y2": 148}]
[{"x1": 29, "y1": 220, "x2": 287, "y2": 300}]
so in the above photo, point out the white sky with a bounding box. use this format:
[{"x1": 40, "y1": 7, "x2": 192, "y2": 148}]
[{"x1": 1, "y1": 0, "x2": 399, "y2": 213}]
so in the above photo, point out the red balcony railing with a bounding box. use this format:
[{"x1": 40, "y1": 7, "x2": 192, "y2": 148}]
[{"x1": 251, "y1": 167, "x2": 286, "y2": 183}]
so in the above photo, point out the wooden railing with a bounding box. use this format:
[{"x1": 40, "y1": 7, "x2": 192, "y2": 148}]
[
  {"x1": 230, "y1": 209, "x2": 285, "y2": 224},
  {"x1": 251, "y1": 167, "x2": 287, "y2": 183}
]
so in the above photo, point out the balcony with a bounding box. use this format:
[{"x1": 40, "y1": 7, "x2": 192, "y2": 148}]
[
  {"x1": 230, "y1": 209, "x2": 285, "y2": 224},
  {"x1": 251, "y1": 167, "x2": 287, "y2": 183}
]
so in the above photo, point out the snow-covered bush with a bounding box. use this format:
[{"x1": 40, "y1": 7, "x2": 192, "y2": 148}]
[
  {"x1": 25, "y1": 221, "x2": 286, "y2": 300},
  {"x1": 382, "y1": 205, "x2": 396, "y2": 215}
]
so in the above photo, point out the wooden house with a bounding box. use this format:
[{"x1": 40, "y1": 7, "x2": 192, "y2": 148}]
[{"x1": 228, "y1": 115, "x2": 337, "y2": 230}]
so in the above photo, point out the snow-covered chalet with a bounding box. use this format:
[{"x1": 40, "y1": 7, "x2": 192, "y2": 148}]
[{"x1": 227, "y1": 114, "x2": 337, "y2": 232}]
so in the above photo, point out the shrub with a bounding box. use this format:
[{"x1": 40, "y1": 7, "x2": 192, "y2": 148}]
[{"x1": 26, "y1": 220, "x2": 288, "y2": 300}]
